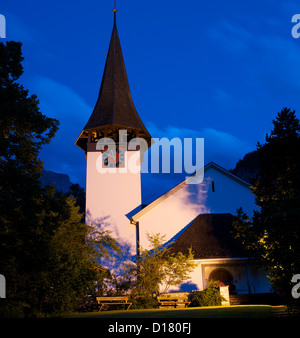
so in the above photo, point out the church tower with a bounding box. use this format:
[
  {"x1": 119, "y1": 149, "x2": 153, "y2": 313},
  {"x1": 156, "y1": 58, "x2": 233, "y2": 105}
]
[{"x1": 75, "y1": 9, "x2": 151, "y2": 255}]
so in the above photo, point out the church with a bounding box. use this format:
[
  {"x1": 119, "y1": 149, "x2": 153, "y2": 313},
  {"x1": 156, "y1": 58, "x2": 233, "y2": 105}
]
[{"x1": 75, "y1": 9, "x2": 271, "y2": 295}]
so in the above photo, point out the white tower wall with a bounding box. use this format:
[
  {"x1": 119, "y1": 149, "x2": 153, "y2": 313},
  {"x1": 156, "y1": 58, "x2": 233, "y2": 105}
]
[{"x1": 85, "y1": 149, "x2": 141, "y2": 255}]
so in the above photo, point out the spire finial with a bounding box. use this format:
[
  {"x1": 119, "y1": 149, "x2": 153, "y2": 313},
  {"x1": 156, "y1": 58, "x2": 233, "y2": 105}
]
[
  {"x1": 113, "y1": 0, "x2": 117, "y2": 13},
  {"x1": 113, "y1": 0, "x2": 117, "y2": 25}
]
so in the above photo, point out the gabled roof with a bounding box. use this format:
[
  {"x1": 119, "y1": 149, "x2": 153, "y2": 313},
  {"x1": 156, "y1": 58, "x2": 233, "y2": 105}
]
[
  {"x1": 168, "y1": 213, "x2": 246, "y2": 259},
  {"x1": 75, "y1": 11, "x2": 151, "y2": 151},
  {"x1": 131, "y1": 162, "x2": 251, "y2": 221}
]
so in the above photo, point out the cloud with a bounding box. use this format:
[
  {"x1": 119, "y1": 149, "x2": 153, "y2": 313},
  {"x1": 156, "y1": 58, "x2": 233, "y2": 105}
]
[
  {"x1": 207, "y1": 14, "x2": 300, "y2": 100},
  {"x1": 4, "y1": 12, "x2": 37, "y2": 43},
  {"x1": 141, "y1": 121, "x2": 252, "y2": 203},
  {"x1": 146, "y1": 121, "x2": 252, "y2": 168},
  {"x1": 22, "y1": 75, "x2": 252, "y2": 201},
  {"x1": 207, "y1": 19, "x2": 255, "y2": 55},
  {"x1": 24, "y1": 75, "x2": 92, "y2": 186},
  {"x1": 255, "y1": 35, "x2": 300, "y2": 97}
]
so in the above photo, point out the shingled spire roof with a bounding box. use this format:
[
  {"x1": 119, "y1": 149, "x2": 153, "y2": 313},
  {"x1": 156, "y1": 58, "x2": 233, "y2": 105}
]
[{"x1": 76, "y1": 10, "x2": 151, "y2": 151}]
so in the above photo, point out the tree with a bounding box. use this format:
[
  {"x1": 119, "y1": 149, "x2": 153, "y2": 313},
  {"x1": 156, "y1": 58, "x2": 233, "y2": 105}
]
[
  {"x1": 115, "y1": 233, "x2": 196, "y2": 308},
  {"x1": 67, "y1": 183, "x2": 86, "y2": 219},
  {"x1": 233, "y1": 107, "x2": 300, "y2": 296},
  {"x1": 39, "y1": 193, "x2": 120, "y2": 315},
  {"x1": 0, "y1": 41, "x2": 59, "y2": 316},
  {"x1": 161, "y1": 248, "x2": 196, "y2": 293},
  {"x1": 0, "y1": 41, "x2": 120, "y2": 317}
]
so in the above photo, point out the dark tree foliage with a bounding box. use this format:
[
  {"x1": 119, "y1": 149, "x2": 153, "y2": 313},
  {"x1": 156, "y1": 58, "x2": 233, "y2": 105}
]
[
  {"x1": 0, "y1": 42, "x2": 119, "y2": 317},
  {"x1": 229, "y1": 150, "x2": 260, "y2": 183},
  {"x1": 67, "y1": 183, "x2": 86, "y2": 218},
  {"x1": 233, "y1": 108, "x2": 300, "y2": 296}
]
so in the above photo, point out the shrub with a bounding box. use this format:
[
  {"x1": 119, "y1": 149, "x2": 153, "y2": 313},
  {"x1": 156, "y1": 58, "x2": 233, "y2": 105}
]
[
  {"x1": 130, "y1": 296, "x2": 159, "y2": 310},
  {"x1": 189, "y1": 281, "x2": 224, "y2": 307}
]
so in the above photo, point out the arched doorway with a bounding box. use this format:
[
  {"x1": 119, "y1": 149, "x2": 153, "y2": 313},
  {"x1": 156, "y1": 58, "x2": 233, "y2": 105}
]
[{"x1": 209, "y1": 268, "x2": 235, "y2": 294}]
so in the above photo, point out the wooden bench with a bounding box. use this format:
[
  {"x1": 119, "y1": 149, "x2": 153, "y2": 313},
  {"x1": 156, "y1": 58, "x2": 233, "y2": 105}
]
[
  {"x1": 157, "y1": 295, "x2": 190, "y2": 309},
  {"x1": 96, "y1": 296, "x2": 132, "y2": 311}
]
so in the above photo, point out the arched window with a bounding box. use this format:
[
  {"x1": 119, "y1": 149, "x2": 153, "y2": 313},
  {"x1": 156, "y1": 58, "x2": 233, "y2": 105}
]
[{"x1": 209, "y1": 268, "x2": 234, "y2": 292}]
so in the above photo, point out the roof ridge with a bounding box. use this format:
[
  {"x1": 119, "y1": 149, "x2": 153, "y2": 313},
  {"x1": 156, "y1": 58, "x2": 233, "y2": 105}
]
[{"x1": 131, "y1": 162, "x2": 251, "y2": 221}]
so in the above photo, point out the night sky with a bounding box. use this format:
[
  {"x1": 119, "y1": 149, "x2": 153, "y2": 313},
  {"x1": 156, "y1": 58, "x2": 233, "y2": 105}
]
[{"x1": 2, "y1": 0, "x2": 300, "y2": 203}]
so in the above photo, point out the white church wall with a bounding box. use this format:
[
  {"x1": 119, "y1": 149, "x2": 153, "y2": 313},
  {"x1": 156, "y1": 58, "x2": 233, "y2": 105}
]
[
  {"x1": 203, "y1": 166, "x2": 257, "y2": 216},
  {"x1": 136, "y1": 164, "x2": 257, "y2": 250},
  {"x1": 165, "y1": 259, "x2": 250, "y2": 293},
  {"x1": 86, "y1": 150, "x2": 141, "y2": 255},
  {"x1": 137, "y1": 179, "x2": 211, "y2": 250},
  {"x1": 164, "y1": 259, "x2": 272, "y2": 295},
  {"x1": 160, "y1": 262, "x2": 203, "y2": 293}
]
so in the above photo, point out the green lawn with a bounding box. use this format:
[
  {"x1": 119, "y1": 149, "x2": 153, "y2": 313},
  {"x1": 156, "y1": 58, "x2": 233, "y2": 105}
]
[{"x1": 67, "y1": 305, "x2": 273, "y2": 318}]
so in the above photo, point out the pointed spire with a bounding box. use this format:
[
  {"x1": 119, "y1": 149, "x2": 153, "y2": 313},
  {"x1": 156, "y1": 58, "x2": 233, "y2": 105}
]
[{"x1": 76, "y1": 9, "x2": 151, "y2": 151}]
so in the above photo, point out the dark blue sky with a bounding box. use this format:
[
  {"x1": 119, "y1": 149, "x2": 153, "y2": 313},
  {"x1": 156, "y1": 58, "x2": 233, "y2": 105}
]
[{"x1": 2, "y1": 0, "x2": 300, "y2": 202}]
